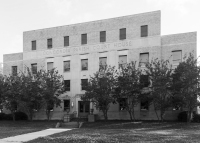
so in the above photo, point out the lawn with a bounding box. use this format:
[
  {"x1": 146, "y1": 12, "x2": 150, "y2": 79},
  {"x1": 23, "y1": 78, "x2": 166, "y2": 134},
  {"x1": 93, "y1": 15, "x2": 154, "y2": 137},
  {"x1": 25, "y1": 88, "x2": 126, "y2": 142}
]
[
  {"x1": 27, "y1": 121, "x2": 200, "y2": 143},
  {"x1": 0, "y1": 120, "x2": 58, "y2": 139}
]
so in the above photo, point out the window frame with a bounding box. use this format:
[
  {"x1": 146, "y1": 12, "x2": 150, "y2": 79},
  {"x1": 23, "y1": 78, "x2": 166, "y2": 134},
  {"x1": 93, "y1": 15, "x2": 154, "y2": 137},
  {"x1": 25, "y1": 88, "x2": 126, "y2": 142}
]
[
  {"x1": 81, "y1": 79, "x2": 88, "y2": 90},
  {"x1": 172, "y1": 50, "x2": 182, "y2": 65},
  {"x1": 31, "y1": 63, "x2": 37, "y2": 74},
  {"x1": 140, "y1": 75, "x2": 149, "y2": 88},
  {"x1": 81, "y1": 59, "x2": 88, "y2": 71},
  {"x1": 64, "y1": 80, "x2": 70, "y2": 91},
  {"x1": 12, "y1": 66, "x2": 17, "y2": 76},
  {"x1": 32, "y1": 40, "x2": 36, "y2": 50},
  {"x1": 47, "y1": 38, "x2": 53, "y2": 49},
  {"x1": 118, "y1": 55, "x2": 127, "y2": 68},
  {"x1": 100, "y1": 31, "x2": 106, "y2": 42},
  {"x1": 47, "y1": 62, "x2": 54, "y2": 71},
  {"x1": 64, "y1": 100, "x2": 70, "y2": 111},
  {"x1": 120, "y1": 28, "x2": 126, "y2": 40},
  {"x1": 63, "y1": 61, "x2": 70, "y2": 72},
  {"x1": 141, "y1": 25, "x2": 148, "y2": 37},
  {"x1": 140, "y1": 100, "x2": 149, "y2": 110},
  {"x1": 139, "y1": 53, "x2": 149, "y2": 67},
  {"x1": 81, "y1": 34, "x2": 87, "y2": 45},
  {"x1": 64, "y1": 36, "x2": 69, "y2": 47}
]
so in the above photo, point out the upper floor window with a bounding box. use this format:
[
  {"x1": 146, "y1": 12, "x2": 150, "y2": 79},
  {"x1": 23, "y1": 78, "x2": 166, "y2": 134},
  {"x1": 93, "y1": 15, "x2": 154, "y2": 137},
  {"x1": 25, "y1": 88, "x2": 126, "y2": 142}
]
[
  {"x1": 64, "y1": 100, "x2": 70, "y2": 111},
  {"x1": 32, "y1": 41, "x2": 36, "y2": 50},
  {"x1": 119, "y1": 55, "x2": 127, "y2": 68},
  {"x1": 141, "y1": 25, "x2": 148, "y2": 37},
  {"x1": 47, "y1": 38, "x2": 52, "y2": 49},
  {"x1": 119, "y1": 98, "x2": 127, "y2": 111},
  {"x1": 81, "y1": 79, "x2": 88, "y2": 90},
  {"x1": 120, "y1": 28, "x2": 126, "y2": 40},
  {"x1": 81, "y1": 59, "x2": 88, "y2": 71},
  {"x1": 81, "y1": 34, "x2": 87, "y2": 45},
  {"x1": 100, "y1": 31, "x2": 106, "y2": 42},
  {"x1": 99, "y1": 57, "x2": 107, "y2": 69},
  {"x1": 172, "y1": 50, "x2": 182, "y2": 65},
  {"x1": 47, "y1": 62, "x2": 53, "y2": 71},
  {"x1": 31, "y1": 63, "x2": 37, "y2": 74},
  {"x1": 139, "y1": 53, "x2": 149, "y2": 67},
  {"x1": 64, "y1": 36, "x2": 69, "y2": 47},
  {"x1": 64, "y1": 80, "x2": 70, "y2": 91},
  {"x1": 12, "y1": 66, "x2": 17, "y2": 76},
  {"x1": 64, "y1": 61, "x2": 70, "y2": 72}
]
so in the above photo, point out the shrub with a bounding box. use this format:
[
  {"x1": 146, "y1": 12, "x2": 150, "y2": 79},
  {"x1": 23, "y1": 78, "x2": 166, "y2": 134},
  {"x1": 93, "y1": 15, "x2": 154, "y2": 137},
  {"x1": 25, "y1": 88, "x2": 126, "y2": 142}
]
[
  {"x1": 15, "y1": 112, "x2": 28, "y2": 120},
  {"x1": 4, "y1": 114, "x2": 13, "y2": 120},
  {"x1": 178, "y1": 111, "x2": 187, "y2": 122},
  {"x1": 193, "y1": 113, "x2": 200, "y2": 122},
  {"x1": 0, "y1": 113, "x2": 5, "y2": 120}
]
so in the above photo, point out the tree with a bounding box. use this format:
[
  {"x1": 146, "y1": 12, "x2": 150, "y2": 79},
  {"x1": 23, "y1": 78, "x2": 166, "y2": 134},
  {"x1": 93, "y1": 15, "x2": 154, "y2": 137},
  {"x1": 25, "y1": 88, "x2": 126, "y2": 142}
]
[
  {"x1": 114, "y1": 62, "x2": 142, "y2": 121},
  {"x1": 38, "y1": 68, "x2": 65, "y2": 121},
  {"x1": 0, "y1": 76, "x2": 5, "y2": 112},
  {"x1": 145, "y1": 59, "x2": 173, "y2": 121},
  {"x1": 172, "y1": 53, "x2": 200, "y2": 122},
  {"x1": 3, "y1": 74, "x2": 22, "y2": 121},
  {"x1": 19, "y1": 67, "x2": 43, "y2": 121},
  {"x1": 81, "y1": 65, "x2": 118, "y2": 120}
]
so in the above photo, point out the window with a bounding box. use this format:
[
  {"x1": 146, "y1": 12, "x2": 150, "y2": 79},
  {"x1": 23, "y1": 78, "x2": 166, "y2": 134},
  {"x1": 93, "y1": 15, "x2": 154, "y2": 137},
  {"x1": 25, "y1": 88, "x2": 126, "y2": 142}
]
[
  {"x1": 140, "y1": 75, "x2": 149, "y2": 87},
  {"x1": 32, "y1": 40, "x2": 36, "y2": 50},
  {"x1": 120, "y1": 28, "x2": 126, "y2": 40},
  {"x1": 81, "y1": 59, "x2": 88, "y2": 71},
  {"x1": 100, "y1": 31, "x2": 106, "y2": 42},
  {"x1": 119, "y1": 55, "x2": 127, "y2": 68},
  {"x1": 47, "y1": 38, "x2": 52, "y2": 49},
  {"x1": 12, "y1": 66, "x2": 17, "y2": 76},
  {"x1": 31, "y1": 63, "x2": 37, "y2": 74},
  {"x1": 99, "y1": 57, "x2": 107, "y2": 69},
  {"x1": 64, "y1": 80, "x2": 70, "y2": 91},
  {"x1": 81, "y1": 34, "x2": 87, "y2": 45},
  {"x1": 81, "y1": 79, "x2": 88, "y2": 90},
  {"x1": 64, "y1": 61, "x2": 70, "y2": 72},
  {"x1": 64, "y1": 100, "x2": 70, "y2": 111},
  {"x1": 141, "y1": 100, "x2": 149, "y2": 110},
  {"x1": 64, "y1": 36, "x2": 69, "y2": 47},
  {"x1": 119, "y1": 98, "x2": 127, "y2": 111},
  {"x1": 172, "y1": 51, "x2": 182, "y2": 65},
  {"x1": 47, "y1": 62, "x2": 53, "y2": 71},
  {"x1": 139, "y1": 53, "x2": 149, "y2": 67},
  {"x1": 141, "y1": 25, "x2": 148, "y2": 37}
]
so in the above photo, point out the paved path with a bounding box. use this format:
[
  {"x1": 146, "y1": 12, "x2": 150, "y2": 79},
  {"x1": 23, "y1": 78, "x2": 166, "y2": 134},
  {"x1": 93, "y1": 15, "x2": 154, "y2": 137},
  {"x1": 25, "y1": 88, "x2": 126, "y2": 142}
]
[{"x1": 0, "y1": 128, "x2": 72, "y2": 143}]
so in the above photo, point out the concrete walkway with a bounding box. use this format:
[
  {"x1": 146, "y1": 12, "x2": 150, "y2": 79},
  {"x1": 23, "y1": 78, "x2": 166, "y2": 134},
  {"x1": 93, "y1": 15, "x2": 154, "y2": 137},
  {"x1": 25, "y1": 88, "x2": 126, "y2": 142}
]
[{"x1": 0, "y1": 128, "x2": 73, "y2": 143}]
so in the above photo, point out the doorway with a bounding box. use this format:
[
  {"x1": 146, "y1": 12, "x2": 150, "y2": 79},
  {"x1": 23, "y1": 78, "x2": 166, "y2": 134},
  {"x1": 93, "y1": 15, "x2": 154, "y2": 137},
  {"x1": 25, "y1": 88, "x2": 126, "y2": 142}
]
[{"x1": 78, "y1": 101, "x2": 90, "y2": 117}]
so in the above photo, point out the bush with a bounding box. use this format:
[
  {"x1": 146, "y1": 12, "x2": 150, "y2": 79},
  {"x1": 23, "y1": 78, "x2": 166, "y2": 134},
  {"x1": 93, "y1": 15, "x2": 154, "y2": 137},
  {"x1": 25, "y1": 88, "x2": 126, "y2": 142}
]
[
  {"x1": 0, "y1": 113, "x2": 5, "y2": 120},
  {"x1": 178, "y1": 111, "x2": 187, "y2": 122},
  {"x1": 15, "y1": 111, "x2": 28, "y2": 120},
  {"x1": 193, "y1": 113, "x2": 200, "y2": 122},
  {"x1": 4, "y1": 114, "x2": 13, "y2": 120}
]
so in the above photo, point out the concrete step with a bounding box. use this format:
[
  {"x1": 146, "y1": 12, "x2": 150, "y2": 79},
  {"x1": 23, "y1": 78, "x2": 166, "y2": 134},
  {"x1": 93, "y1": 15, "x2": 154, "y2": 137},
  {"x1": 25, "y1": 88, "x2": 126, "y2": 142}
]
[{"x1": 61, "y1": 121, "x2": 79, "y2": 128}]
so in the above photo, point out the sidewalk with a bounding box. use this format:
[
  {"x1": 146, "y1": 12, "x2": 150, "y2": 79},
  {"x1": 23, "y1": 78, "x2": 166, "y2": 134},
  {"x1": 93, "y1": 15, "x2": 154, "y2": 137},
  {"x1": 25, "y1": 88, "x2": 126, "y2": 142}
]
[{"x1": 0, "y1": 128, "x2": 73, "y2": 143}]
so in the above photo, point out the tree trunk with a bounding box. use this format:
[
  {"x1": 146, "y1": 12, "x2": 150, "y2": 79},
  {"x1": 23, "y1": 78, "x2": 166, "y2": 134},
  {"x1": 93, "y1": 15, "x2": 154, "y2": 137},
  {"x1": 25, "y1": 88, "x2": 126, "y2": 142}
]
[
  {"x1": 46, "y1": 110, "x2": 51, "y2": 121},
  {"x1": 153, "y1": 102, "x2": 160, "y2": 121},
  {"x1": 187, "y1": 109, "x2": 193, "y2": 123},
  {"x1": 102, "y1": 109, "x2": 108, "y2": 120},
  {"x1": 128, "y1": 110, "x2": 133, "y2": 121},
  {"x1": 12, "y1": 112, "x2": 15, "y2": 121},
  {"x1": 160, "y1": 108, "x2": 165, "y2": 122}
]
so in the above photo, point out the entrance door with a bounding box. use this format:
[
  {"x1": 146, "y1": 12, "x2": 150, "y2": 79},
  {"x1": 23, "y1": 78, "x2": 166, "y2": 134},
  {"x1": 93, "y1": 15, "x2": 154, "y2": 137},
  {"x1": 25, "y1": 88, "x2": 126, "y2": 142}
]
[{"x1": 78, "y1": 101, "x2": 90, "y2": 117}]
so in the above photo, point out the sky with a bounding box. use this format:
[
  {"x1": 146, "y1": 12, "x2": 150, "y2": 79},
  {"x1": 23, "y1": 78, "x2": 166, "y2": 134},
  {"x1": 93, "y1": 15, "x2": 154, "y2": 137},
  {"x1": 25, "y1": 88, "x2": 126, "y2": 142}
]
[{"x1": 0, "y1": 0, "x2": 199, "y2": 65}]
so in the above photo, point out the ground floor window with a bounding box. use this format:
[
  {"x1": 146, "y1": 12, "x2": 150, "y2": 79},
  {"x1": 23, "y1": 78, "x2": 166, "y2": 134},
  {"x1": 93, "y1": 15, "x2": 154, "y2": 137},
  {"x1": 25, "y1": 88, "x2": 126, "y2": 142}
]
[
  {"x1": 141, "y1": 100, "x2": 149, "y2": 110},
  {"x1": 64, "y1": 100, "x2": 70, "y2": 111},
  {"x1": 119, "y1": 98, "x2": 127, "y2": 111}
]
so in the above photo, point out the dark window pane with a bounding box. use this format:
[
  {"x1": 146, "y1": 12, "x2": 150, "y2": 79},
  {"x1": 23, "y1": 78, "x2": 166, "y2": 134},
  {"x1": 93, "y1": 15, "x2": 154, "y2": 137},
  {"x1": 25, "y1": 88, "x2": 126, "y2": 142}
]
[
  {"x1": 64, "y1": 36, "x2": 69, "y2": 47},
  {"x1": 32, "y1": 41, "x2": 36, "y2": 50},
  {"x1": 64, "y1": 80, "x2": 70, "y2": 91},
  {"x1": 141, "y1": 25, "x2": 148, "y2": 37},
  {"x1": 141, "y1": 100, "x2": 149, "y2": 110},
  {"x1": 81, "y1": 59, "x2": 88, "y2": 70},
  {"x1": 12, "y1": 66, "x2": 17, "y2": 76},
  {"x1": 172, "y1": 50, "x2": 182, "y2": 65},
  {"x1": 81, "y1": 79, "x2": 88, "y2": 90},
  {"x1": 64, "y1": 100, "x2": 70, "y2": 111},
  {"x1": 31, "y1": 63, "x2": 37, "y2": 74},
  {"x1": 47, "y1": 38, "x2": 52, "y2": 49},
  {"x1": 81, "y1": 34, "x2": 87, "y2": 45},
  {"x1": 139, "y1": 53, "x2": 149, "y2": 67},
  {"x1": 120, "y1": 28, "x2": 126, "y2": 40},
  {"x1": 100, "y1": 31, "x2": 106, "y2": 42},
  {"x1": 64, "y1": 61, "x2": 70, "y2": 72},
  {"x1": 119, "y1": 55, "x2": 127, "y2": 68}
]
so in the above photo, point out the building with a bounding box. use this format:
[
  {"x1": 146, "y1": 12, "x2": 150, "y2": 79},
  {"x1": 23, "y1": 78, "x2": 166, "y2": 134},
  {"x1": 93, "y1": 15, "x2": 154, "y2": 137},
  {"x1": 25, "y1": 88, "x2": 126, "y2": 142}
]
[
  {"x1": 3, "y1": 10, "x2": 197, "y2": 120},
  {"x1": 0, "y1": 63, "x2": 3, "y2": 76}
]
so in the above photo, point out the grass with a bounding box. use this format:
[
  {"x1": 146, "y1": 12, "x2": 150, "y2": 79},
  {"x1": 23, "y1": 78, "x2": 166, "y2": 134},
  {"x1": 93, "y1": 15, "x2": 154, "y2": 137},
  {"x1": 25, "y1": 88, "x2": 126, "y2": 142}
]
[
  {"x1": 0, "y1": 120, "x2": 58, "y2": 139},
  {"x1": 27, "y1": 120, "x2": 200, "y2": 143}
]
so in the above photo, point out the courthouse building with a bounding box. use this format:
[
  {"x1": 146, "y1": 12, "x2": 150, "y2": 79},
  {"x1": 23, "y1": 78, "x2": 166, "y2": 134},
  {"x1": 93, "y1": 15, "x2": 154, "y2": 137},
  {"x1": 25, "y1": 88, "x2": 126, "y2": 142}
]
[{"x1": 3, "y1": 10, "x2": 197, "y2": 120}]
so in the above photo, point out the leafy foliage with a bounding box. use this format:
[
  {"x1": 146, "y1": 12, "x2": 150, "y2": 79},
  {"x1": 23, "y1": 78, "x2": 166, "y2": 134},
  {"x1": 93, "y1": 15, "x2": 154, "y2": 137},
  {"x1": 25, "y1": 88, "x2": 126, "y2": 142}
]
[{"x1": 81, "y1": 65, "x2": 118, "y2": 120}]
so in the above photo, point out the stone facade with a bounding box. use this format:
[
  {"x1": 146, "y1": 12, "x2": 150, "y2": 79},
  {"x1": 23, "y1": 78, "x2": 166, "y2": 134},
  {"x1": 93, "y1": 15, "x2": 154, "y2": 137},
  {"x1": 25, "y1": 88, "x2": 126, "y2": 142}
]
[{"x1": 3, "y1": 10, "x2": 197, "y2": 120}]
